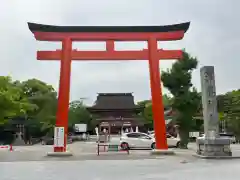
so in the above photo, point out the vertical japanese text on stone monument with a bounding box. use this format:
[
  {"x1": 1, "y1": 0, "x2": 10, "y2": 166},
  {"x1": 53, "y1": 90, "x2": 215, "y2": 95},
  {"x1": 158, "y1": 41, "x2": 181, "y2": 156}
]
[{"x1": 200, "y1": 66, "x2": 219, "y2": 138}]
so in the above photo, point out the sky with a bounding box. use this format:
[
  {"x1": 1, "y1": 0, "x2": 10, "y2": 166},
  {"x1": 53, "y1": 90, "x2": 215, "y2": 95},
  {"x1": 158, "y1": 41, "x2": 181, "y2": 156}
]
[{"x1": 1, "y1": 0, "x2": 239, "y2": 105}]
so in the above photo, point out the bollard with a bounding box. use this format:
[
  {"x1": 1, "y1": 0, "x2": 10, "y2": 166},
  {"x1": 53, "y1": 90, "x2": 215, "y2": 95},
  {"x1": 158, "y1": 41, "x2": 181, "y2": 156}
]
[{"x1": 9, "y1": 144, "x2": 13, "y2": 151}]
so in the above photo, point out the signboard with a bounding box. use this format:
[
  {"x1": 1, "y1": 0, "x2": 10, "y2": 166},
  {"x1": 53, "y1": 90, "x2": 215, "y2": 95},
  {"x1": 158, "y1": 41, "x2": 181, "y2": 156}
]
[
  {"x1": 54, "y1": 127, "x2": 64, "y2": 147},
  {"x1": 74, "y1": 124, "x2": 87, "y2": 132}
]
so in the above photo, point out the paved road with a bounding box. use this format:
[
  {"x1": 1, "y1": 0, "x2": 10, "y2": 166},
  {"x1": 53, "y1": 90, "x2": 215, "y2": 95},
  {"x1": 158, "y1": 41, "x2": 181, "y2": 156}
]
[
  {"x1": 1, "y1": 142, "x2": 240, "y2": 179},
  {"x1": 10, "y1": 141, "x2": 240, "y2": 153},
  {"x1": 0, "y1": 141, "x2": 191, "y2": 162},
  {"x1": 1, "y1": 142, "x2": 240, "y2": 162},
  {"x1": 1, "y1": 157, "x2": 240, "y2": 180}
]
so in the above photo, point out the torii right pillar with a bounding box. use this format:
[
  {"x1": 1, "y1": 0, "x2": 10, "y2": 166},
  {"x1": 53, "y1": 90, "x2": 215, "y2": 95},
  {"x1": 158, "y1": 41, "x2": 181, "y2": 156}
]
[
  {"x1": 148, "y1": 37, "x2": 175, "y2": 155},
  {"x1": 148, "y1": 38, "x2": 165, "y2": 148}
]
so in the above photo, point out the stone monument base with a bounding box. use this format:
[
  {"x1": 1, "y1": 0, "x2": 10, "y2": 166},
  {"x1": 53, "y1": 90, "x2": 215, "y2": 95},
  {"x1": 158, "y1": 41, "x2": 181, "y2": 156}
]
[
  {"x1": 193, "y1": 154, "x2": 236, "y2": 159},
  {"x1": 47, "y1": 151, "x2": 73, "y2": 157},
  {"x1": 196, "y1": 138, "x2": 232, "y2": 158},
  {"x1": 150, "y1": 149, "x2": 175, "y2": 155}
]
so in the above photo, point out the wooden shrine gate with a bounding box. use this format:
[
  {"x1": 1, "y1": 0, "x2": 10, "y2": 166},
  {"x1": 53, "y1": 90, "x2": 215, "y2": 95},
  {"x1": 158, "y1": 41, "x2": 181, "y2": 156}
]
[{"x1": 28, "y1": 22, "x2": 190, "y2": 152}]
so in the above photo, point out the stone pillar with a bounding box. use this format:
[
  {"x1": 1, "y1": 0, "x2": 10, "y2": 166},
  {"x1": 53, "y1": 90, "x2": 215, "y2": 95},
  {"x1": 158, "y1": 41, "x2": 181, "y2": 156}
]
[
  {"x1": 197, "y1": 66, "x2": 231, "y2": 157},
  {"x1": 200, "y1": 66, "x2": 219, "y2": 138}
]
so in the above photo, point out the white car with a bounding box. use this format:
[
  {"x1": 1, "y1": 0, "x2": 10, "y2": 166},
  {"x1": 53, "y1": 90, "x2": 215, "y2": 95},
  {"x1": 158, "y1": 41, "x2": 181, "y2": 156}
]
[
  {"x1": 148, "y1": 131, "x2": 154, "y2": 135},
  {"x1": 120, "y1": 132, "x2": 180, "y2": 150}
]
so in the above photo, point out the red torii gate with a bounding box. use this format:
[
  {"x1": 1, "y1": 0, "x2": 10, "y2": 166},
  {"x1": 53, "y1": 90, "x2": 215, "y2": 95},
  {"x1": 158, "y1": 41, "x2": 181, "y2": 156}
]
[{"x1": 28, "y1": 22, "x2": 190, "y2": 153}]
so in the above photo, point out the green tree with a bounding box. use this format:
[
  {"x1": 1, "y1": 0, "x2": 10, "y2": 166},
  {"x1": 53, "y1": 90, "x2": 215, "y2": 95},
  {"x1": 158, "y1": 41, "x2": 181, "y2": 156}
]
[
  {"x1": 223, "y1": 90, "x2": 240, "y2": 138},
  {"x1": 0, "y1": 76, "x2": 35, "y2": 125},
  {"x1": 161, "y1": 51, "x2": 201, "y2": 148},
  {"x1": 68, "y1": 100, "x2": 92, "y2": 130},
  {"x1": 20, "y1": 79, "x2": 58, "y2": 136},
  {"x1": 137, "y1": 95, "x2": 173, "y2": 130},
  {"x1": 162, "y1": 94, "x2": 172, "y2": 107},
  {"x1": 217, "y1": 94, "x2": 225, "y2": 113},
  {"x1": 217, "y1": 94, "x2": 226, "y2": 129}
]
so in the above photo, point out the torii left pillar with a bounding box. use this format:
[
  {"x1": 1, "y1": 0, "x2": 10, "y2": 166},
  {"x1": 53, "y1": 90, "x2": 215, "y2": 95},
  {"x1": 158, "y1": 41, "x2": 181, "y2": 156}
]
[{"x1": 54, "y1": 38, "x2": 72, "y2": 152}]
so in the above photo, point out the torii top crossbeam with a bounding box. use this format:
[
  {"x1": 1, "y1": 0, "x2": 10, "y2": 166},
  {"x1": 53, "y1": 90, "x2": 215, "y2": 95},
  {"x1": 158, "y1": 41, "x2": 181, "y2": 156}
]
[
  {"x1": 28, "y1": 21, "x2": 190, "y2": 153},
  {"x1": 28, "y1": 22, "x2": 190, "y2": 41},
  {"x1": 28, "y1": 22, "x2": 190, "y2": 61}
]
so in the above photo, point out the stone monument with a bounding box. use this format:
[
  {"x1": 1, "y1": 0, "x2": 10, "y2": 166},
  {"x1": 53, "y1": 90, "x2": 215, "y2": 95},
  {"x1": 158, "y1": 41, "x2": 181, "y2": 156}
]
[{"x1": 196, "y1": 66, "x2": 232, "y2": 157}]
